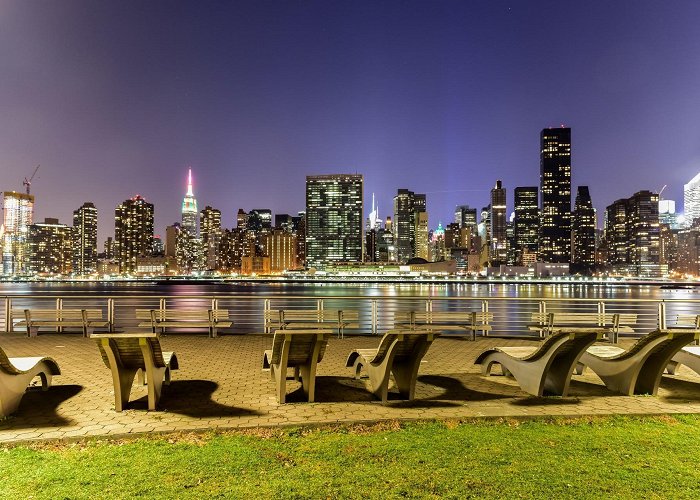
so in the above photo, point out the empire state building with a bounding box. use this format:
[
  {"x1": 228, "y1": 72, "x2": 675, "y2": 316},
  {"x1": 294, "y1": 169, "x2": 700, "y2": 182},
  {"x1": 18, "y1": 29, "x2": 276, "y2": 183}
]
[{"x1": 181, "y1": 168, "x2": 198, "y2": 236}]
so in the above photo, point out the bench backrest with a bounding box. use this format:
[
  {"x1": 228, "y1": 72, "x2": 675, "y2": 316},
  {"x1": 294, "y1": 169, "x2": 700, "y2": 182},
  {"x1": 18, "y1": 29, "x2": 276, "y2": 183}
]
[
  {"x1": 530, "y1": 312, "x2": 637, "y2": 327},
  {"x1": 95, "y1": 335, "x2": 168, "y2": 370},
  {"x1": 135, "y1": 309, "x2": 228, "y2": 322},
  {"x1": 0, "y1": 346, "x2": 22, "y2": 375},
  {"x1": 280, "y1": 309, "x2": 341, "y2": 322},
  {"x1": 675, "y1": 314, "x2": 700, "y2": 328},
  {"x1": 15, "y1": 309, "x2": 85, "y2": 321},
  {"x1": 268, "y1": 330, "x2": 331, "y2": 365},
  {"x1": 372, "y1": 330, "x2": 435, "y2": 364},
  {"x1": 396, "y1": 311, "x2": 493, "y2": 325}
]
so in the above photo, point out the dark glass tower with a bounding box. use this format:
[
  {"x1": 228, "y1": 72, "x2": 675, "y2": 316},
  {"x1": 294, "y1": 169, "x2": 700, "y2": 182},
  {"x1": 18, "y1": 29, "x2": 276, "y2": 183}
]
[
  {"x1": 572, "y1": 186, "x2": 596, "y2": 271},
  {"x1": 490, "y1": 180, "x2": 507, "y2": 265},
  {"x1": 514, "y1": 187, "x2": 539, "y2": 265},
  {"x1": 538, "y1": 127, "x2": 571, "y2": 263},
  {"x1": 305, "y1": 174, "x2": 363, "y2": 269}
]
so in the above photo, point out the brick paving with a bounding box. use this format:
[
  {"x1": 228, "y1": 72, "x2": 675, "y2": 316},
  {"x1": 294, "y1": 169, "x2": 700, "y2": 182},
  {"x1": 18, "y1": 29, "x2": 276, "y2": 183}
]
[{"x1": 2, "y1": 331, "x2": 700, "y2": 443}]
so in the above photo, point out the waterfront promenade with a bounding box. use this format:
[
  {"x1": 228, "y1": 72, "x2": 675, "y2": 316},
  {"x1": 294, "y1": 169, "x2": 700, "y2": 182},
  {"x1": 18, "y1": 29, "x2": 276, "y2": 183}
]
[{"x1": 3, "y1": 332, "x2": 700, "y2": 443}]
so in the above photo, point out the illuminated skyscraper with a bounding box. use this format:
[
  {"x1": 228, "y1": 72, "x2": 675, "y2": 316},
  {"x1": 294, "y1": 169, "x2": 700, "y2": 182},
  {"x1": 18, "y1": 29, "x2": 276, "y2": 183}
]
[
  {"x1": 684, "y1": 172, "x2": 700, "y2": 227},
  {"x1": 393, "y1": 189, "x2": 426, "y2": 263},
  {"x1": 538, "y1": 127, "x2": 572, "y2": 263},
  {"x1": 29, "y1": 218, "x2": 72, "y2": 275},
  {"x1": 305, "y1": 174, "x2": 363, "y2": 269},
  {"x1": 115, "y1": 195, "x2": 154, "y2": 273},
  {"x1": 200, "y1": 206, "x2": 222, "y2": 270},
  {"x1": 490, "y1": 180, "x2": 507, "y2": 265},
  {"x1": 513, "y1": 187, "x2": 539, "y2": 265},
  {"x1": 181, "y1": 168, "x2": 198, "y2": 236},
  {"x1": 572, "y1": 186, "x2": 596, "y2": 271},
  {"x1": 1, "y1": 191, "x2": 34, "y2": 275},
  {"x1": 72, "y1": 202, "x2": 98, "y2": 275}
]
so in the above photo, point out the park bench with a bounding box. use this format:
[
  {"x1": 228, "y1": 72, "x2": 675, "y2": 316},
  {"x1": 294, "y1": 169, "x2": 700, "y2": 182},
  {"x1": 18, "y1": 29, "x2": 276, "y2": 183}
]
[
  {"x1": 136, "y1": 309, "x2": 232, "y2": 338},
  {"x1": 12, "y1": 308, "x2": 109, "y2": 337},
  {"x1": 265, "y1": 309, "x2": 359, "y2": 338},
  {"x1": 0, "y1": 345, "x2": 61, "y2": 416},
  {"x1": 394, "y1": 310, "x2": 493, "y2": 340},
  {"x1": 528, "y1": 312, "x2": 637, "y2": 343}
]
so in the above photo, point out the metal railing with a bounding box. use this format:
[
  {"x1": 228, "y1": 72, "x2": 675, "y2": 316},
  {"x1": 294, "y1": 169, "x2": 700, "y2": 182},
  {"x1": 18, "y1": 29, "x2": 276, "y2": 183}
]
[{"x1": 3, "y1": 293, "x2": 699, "y2": 338}]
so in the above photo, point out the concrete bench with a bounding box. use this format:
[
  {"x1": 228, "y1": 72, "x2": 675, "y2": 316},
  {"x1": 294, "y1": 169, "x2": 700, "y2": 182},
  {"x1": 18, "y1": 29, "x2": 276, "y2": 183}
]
[
  {"x1": 528, "y1": 312, "x2": 637, "y2": 343},
  {"x1": 136, "y1": 309, "x2": 232, "y2": 338},
  {"x1": 394, "y1": 311, "x2": 493, "y2": 340},
  {"x1": 266, "y1": 309, "x2": 359, "y2": 338},
  {"x1": 12, "y1": 308, "x2": 109, "y2": 338}
]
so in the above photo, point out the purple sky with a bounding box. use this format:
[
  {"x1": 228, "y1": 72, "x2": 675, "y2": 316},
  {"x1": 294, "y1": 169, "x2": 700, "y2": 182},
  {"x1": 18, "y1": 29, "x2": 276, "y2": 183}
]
[{"x1": 1, "y1": 1, "x2": 700, "y2": 244}]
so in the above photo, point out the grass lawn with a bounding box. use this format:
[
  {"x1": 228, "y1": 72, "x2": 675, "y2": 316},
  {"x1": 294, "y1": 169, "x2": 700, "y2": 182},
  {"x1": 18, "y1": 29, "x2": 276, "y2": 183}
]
[{"x1": 2, "y1": 415, "x2": 699, "y2": 499}]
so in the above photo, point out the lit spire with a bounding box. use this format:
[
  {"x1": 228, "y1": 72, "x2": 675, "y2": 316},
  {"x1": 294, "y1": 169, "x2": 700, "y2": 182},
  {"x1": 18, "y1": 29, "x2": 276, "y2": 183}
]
[{"x1": 186, "y1": 167, "x2": 193, "y2": 196}]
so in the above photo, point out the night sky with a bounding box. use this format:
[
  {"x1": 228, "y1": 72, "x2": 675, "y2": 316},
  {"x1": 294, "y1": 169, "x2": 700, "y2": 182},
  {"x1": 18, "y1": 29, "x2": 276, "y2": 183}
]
[{"x1": 1, "y1": 1, "x2": 700, "y2": 244}]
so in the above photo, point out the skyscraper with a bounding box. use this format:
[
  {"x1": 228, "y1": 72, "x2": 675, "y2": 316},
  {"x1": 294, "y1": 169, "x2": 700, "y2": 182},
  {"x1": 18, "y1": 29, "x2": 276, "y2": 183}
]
[
  {"x1": 454, "y1": 205, "x2": 478, "y2": 232},
  {"x1": 115, "y1": 195, "x2": 154, "y2": 273},
  {"x1": 538, "y1": 127, "x2": 572, "y2": 263},
  {"x1": 200, "y1": 206, "x2": 222, "y2": 270},
  {"x1": 1, "y1": 191, "x2": 34, "y2": 275},
  {"x1": 72, "y1": 202, "x2": 98, "y2": 275},
  {"x1": 29, "y1": 218, "x2": 72, "y2": 275},
  {"x1": 513, "y1": 187, "x2": 539, "y2": 265},
  {"x1": 572, "y1": 186, "x2": 596, "y2": 271},
  {"x1": 684, "y1": 172, "x2": 700, "y2": 227},
  {"x1": 393, "y1": 189, "x2": 426, "y2": 263},
  {"x1": 305, "y1": 174, "x2": 363, "y2": 269},
  {"x1": 181, "y1": 168, "x2": 198, "y2": 236},
  {"x1": 490, "y1": 180, "x2": 507, "y2": 265}
]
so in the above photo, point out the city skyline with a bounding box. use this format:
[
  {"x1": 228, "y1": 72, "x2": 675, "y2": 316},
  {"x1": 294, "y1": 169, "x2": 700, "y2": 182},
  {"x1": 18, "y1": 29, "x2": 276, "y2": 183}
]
[{"x1": 1, "y1": 2, "x2": 700, "y2": 244}]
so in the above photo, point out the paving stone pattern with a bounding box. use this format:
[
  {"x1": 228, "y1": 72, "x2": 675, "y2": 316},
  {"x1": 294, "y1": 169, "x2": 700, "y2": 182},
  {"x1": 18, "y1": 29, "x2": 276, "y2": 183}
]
[{"x1": 2, "y1": 332, "x2": 700, "y2": 443}]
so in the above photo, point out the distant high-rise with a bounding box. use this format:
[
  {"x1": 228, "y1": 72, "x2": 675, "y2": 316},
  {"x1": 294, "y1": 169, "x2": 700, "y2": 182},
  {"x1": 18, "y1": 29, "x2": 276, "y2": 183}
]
[
  {"x1": 684, "y1": 172, "x2": 700, "y2": 227},
  {"x1": 490, "y1": 180, "x2": 507, "y2": 265},
  {"x1": 605, "y1": 199, "x2": 628, "y2": 266},
  {"x1": 200, "y1": 206, "x2": 222, "y2": 270},
  {"x1": 2, "y1": 191, "x2": 34, "y2": 275},
  {"x1": 393, "y1": 189, "x2": 426, "y2": 263},
  {"x1": 29, "y1": 218, "x2": 72, "y2": 275},
  {"x1": 454, "y1": 205, "x2": 477, "y2": 232},
  {"x1": 247, "y1": 209, "x2": 272, "y2": 232},
  {"x1": 266, "y1": 229, "x2": 297, "y2": 272},
  {"x1": 181, "y1": 168, "x2": 198, "y2": 236},
  {"x1": 538, "y1": 127, "x2": 572, "y2": 263},
  {"x1": 305, "y1": 174, "x2": 363, "y2": 269},
  {"x1": 415, "y1": 211, "x2": 429, "y2": 260},
  {"x1": 115, "y1": 195, "x2": 154, "y2": 273},
  {"x1": 572, "y1": 186, "x2": 596, "y2": 271},
  {"x1": 72, "y1": 202, "x2": 98, "y2": 275},
  {"x1": 513, "y1": 187, "x2": 539, "y2": 265}
]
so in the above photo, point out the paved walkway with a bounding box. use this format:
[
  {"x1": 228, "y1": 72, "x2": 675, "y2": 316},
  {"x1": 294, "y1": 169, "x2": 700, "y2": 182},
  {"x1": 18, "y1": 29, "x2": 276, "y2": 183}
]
[{"x1": 2, "y1": 332, "x2": 700, "y2": 443}]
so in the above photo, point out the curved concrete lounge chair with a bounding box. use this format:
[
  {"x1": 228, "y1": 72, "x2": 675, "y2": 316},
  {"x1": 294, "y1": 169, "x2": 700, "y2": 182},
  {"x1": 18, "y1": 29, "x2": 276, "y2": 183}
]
[
  {"x1": 92, "y1": 332, "x2": 179, "y2": 411},
  {"x1": 0, "y1": 346, "x2": 60, "y2": 417},
  {"x1": 262, "y1": 329, "x2": 332, "y2": 404},
  {"x1": 475, "y1": 330, "x2": 603, "y2": 397},
  {"x1": 577, "y1": 329, "x2": 699, "y2": 395},
  {"x1": 667, "y1": 346, "x2": 700, "y2": 377},
  {"x1": 346, "y1": 330, "x2": 438, "y2": 403}
]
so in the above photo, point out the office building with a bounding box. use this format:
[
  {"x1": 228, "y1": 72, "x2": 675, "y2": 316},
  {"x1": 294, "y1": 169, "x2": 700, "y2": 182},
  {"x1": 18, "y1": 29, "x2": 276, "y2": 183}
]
[
  {"x1": 538, "y1": 127, "x2": 572, "y2": 263},
  {"x1": 247, "y1": 209, "x2": 273, "y2": 232},
  {"x1": 200, "y1": 206, "x2": 222, "y2": 270},
  {"x1": 305, "y1": 174, "x2": 363, "y2": 269},
  {"x1": 659, "y1": 200, "x2": 679, "y2": 229},
  {"x1": 455, "y1": 205, "x2": 478, "y2": 231},
  {"x1": 2, "y1": 191, "x2": 34, "y2": 275},
  {"x1": 265, "y1": 229, "x2": 297, "y2": 272},
  {"x1": 393, "y1": 189, "x2": 426, "y2": 263},
  {"x1": 513, "y1": 187, "x2": 538, "y2": 265},
  {"x1": 28, "y1": 218, "x2": 72, "y2": 275},
  {"x1": 181, "y1": 168, "x2": 198, "y2": 236},
  {"x1": 115, "y1": 195, "x2": 154, "y2": 273},
  {"x1": 72, "y1": 202, "x2": 98, "y2": 275},
  {"x1": 490, "y1": 180, "x2": 507, "y2": 265},
  {"x1": 572, "y1": 186, "x2": 596, "y2": 271},
  {"x1": 684, "y1": 173, "x2": 700, "y2": 227},
  {"x1": 415, "y1": 211, "x2": 429, "y2": 260}
]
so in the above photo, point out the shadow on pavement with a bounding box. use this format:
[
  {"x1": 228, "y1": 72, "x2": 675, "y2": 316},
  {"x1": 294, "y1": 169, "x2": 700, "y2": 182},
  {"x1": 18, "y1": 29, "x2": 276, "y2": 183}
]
[
  {"x1": 127, "y1": 380, "x2": 263, "y2": 417},
  {"x1": 418, "y1": 374, "x2": 511, "y2": 402},
  {"x1": 5, "y1": 384, "x2": 83, "y2": 428},
  {"x1": 659, "y1": 376, "x2": 700, "y2": 401}
]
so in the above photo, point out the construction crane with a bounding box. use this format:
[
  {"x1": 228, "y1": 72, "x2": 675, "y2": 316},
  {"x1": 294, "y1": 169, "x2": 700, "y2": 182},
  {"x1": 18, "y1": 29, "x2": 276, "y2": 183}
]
[
  {"x1": 658, "y1": 184, "x2": 667, "y2": 199},
  {"x1": 23, "y1": 164, "x2": 40, "y2": 195}
]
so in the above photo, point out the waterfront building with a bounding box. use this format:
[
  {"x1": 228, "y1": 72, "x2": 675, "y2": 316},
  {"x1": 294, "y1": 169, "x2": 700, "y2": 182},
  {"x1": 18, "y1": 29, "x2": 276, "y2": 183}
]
[
  {"x1": 165, "y1": 224, "x2": 179, "y2": 259},
  {"x1": 572, "y1": 186, "x2": 596, "y2": 272},
  {"x1": 201, "y1": 206, "x2": 222, "y2": 270},
  {"x1": 490, "y1": 180, "x2": 507, "y2": 265},
  {"x1": 1, "y1": 191, "x2": 34, "y2": 275},
  {"x1": 305, "y1": 174, "x2": 363, "y2": 269},
  {"x1": 365, "y1": 228, "x2": 377, "y2": 262},
  {"x1": 478, "y1": 206, "x2": 490, "y2": 267},
  {"x1": 415, "y1": 211, "x2": 429, "y2": 261},
  {"x1": 181, "y1": 168, "x2": 198, "y2": 236},
  {"x1": 294, "y1": 212, "x2": 306, "y2": 268},
  {"x1": 217, "y1": 228, "x2": 246, "y2": 273},
  {"x1": 684, "y1": 173, "x2": 700, "y2": 227},
  {"x1": 513, "y1": 187, "x2": 538, "y2": 265},
  {"x1": 393, "y1": 189, "x2": 426, "y2": 263},
  {"x1": 265, "y1": 229, "x2": 297, "y2": 272},
  {"x1": 538, "y1": 127, "x2": 572, "y2": 263},
  {"x1": 176, "y1": 228, "x2": 202, "y2": 273},
  {"x1": 241, "y1": 255, "x2": 270, "y2": 274},
  {"x1": 659, "y1": 223, "x2": 678, "y2": 272},
  {"x1": 72, "y1": 202, "x2": 98, "y2": 275},
  {"x1": 28, "y1": 218, "x2": 72, "y2": 275},
  {"x1": 605, "y1": 199, "x2": 628, "y2": 267},
  {"x1": 115, "y1": 195, "x2": 154, "y2": 273}
]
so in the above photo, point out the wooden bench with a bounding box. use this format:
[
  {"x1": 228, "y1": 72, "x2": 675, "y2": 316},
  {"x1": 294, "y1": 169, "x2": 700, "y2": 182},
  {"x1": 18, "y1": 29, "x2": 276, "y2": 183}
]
[
  {"x1": 394, "y1": 311, "x2": 493, "y2": 340},
  {"x1": 12, "y1": 308, "x2": 109, "y2": 338},
  {"x1": 266, "y1": 309, "x2": 360, "y2": 338},
  {"x1": 528, "y1": 312, "x2": 637, "y2": 343},
  {"x1": 136, "y1": 309, "x2": 232, "y2": 338}
]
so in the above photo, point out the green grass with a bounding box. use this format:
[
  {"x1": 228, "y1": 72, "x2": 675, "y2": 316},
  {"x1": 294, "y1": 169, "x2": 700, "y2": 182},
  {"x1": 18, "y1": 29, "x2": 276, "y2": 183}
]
[{"x1": 2, "y1": 415, "x2": 700, "y2": 499}]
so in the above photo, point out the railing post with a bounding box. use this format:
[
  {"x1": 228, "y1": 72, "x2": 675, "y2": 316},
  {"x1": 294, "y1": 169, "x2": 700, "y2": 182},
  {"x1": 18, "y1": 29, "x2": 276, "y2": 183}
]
[
  {"x1": 426, "y1": 299, "x2": 432, "y2": 323},
  {"x1": 538, "y1": 300, "x2": 547, "y2": 339},
  {"x1": 159, "y1": 297, "x2": 166, "y2": 311},
  {"x1": 107, "y1": 298, "x2": 114, "y2": 332},
  {"x1": 658, "y1": 301, "x2": 666, "y2": 331},
  {"x1": 598, "y1": 301, "x2": 605, "y2": 326},
  {"x1": 211, "y1": 297, "x2": 218, "y2": 311},
  {"x1": 56, "y1": 297, "x2": 63, "y2": 333},
  {"x1": 371, "y1": 299, "x2": 378, "y2": 335},
  {"x1": 4, "y1": 297, "x2": 10, "y2": 332},
  {"x1": 481, "y1": 299, "x2": 489, "y2": 337},
  {"x1": 264, "y1": 298, "x2": 271, "y2": 334}
]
